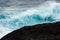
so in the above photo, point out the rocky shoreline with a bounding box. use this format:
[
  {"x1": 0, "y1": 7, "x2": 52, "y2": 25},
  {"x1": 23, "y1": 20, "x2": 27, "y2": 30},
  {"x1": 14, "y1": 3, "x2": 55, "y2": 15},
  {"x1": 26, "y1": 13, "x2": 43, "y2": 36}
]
[{"x1": 1, "y1": 21, "x2": 60, "y2": 40}]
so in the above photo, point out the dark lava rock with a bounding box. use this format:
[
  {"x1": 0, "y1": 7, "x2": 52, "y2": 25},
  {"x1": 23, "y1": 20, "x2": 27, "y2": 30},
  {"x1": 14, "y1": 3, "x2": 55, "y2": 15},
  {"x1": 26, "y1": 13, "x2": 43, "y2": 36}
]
[{"x1": 0, "y1": 22, "x2": 60, "y2": 40}]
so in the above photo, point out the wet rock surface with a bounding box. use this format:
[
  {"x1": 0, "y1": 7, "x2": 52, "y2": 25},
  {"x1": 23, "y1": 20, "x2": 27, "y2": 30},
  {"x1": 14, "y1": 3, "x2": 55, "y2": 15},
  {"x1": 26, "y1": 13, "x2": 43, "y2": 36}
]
[{"x1": 1, "y1": 21, "x2": 60, "y2": 40}]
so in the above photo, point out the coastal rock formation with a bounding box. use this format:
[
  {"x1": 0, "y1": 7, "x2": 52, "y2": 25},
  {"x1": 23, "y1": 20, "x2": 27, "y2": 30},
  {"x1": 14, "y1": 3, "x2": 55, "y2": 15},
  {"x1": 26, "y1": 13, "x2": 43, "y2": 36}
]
[{"x1": 1, "y1": 22, "x2": 60, "y2": 40}]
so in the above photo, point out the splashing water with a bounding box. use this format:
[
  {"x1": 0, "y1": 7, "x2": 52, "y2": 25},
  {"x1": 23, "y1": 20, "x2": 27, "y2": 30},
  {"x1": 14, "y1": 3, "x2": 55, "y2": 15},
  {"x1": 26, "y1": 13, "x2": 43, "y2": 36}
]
[{"x1": 0, "y1": 1, "x2": 60, "y2": 38}]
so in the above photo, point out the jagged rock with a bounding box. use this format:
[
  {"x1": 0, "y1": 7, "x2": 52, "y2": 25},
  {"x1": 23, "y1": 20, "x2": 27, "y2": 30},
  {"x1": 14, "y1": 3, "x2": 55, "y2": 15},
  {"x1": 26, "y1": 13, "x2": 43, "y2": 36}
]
[{"x1": 1, "y1": 21, "x2": 60, "y2": 40}]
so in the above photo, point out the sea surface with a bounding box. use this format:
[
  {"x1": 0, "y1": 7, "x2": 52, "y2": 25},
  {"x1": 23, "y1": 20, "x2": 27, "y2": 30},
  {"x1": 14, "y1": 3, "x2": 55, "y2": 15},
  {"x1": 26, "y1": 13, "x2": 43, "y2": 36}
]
[{"x1": 0, "y1": 0, "x2": 60, "y2": 39}]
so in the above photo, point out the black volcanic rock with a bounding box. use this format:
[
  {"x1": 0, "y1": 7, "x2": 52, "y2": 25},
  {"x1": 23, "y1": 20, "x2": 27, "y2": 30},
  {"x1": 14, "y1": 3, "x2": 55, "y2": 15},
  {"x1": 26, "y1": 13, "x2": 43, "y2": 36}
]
[{"x1": 0, "y1": 22, "x2": 60, "y2": 40}]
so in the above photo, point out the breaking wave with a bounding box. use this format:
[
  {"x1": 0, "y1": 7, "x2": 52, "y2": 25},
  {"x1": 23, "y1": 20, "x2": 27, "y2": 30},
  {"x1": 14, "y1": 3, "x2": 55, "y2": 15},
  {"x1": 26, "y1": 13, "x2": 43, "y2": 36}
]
[{"x1": 0, "y1": 1, "x2": 60, "y2": 38}]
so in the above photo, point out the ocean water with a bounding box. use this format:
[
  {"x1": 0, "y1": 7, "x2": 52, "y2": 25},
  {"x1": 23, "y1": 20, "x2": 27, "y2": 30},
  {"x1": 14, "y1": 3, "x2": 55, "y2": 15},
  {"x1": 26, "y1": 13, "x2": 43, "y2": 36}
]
[{"x1": 0, "y1": 0, "x2": 60, "y2": 38}]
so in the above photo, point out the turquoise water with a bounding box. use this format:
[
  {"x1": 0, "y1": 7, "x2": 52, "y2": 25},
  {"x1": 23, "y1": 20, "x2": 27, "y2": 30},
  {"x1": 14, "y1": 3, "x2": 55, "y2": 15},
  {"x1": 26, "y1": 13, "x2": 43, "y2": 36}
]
[{"x1": 0, "y1": 1, "x2": 60, "y2": 38}]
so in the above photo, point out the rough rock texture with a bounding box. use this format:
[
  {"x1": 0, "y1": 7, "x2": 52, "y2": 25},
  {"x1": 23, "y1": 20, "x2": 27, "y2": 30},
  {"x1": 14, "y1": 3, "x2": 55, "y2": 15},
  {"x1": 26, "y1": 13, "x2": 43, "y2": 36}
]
[{"x1": 0, "y1": 22, "x2": 60, "y2": 40}]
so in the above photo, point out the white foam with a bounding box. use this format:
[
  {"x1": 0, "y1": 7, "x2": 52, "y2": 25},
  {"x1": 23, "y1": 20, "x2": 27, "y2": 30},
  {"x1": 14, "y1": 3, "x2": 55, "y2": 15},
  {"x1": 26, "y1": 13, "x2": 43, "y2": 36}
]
[{"x1": 0, "y1": 1, "x2": 60, "y2": 39}]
